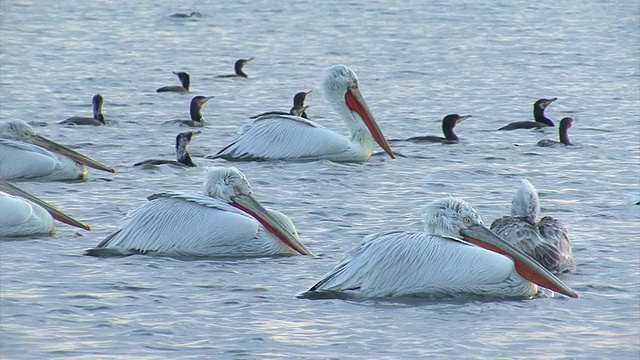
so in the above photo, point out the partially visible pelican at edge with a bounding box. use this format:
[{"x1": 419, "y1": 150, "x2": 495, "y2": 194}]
[
  {"x1": 251, "y1": 90, "x2": 312, "y2": 119},
  {"x1": 86, "y1": 167, "x2": 313, "y2": 258},
  {"x1": 537, "y1": 117, "x2": 574, "y2": 147},
  {"x1": 164, "y1": 96, "x2": 214, "y2": 127},
  {"x1": 157, "y1": 71, "x2": 191, "y2": 94},
  {"x1": 134, "y1": 131, "x2": 200, "y2": 167},
  {"x1": 498, "y1": 98, "x2": 558, "y2": 130},
  {"x1": 215, "y1": 58, "x2": 253, "y2": 78},
  {"x1": 302, "y1": 197, "x2": 578, "y2": 299},
  {"x1": 0, "y1": 180, "x2": 90, "y2": 237},
  {"x1": 59, "y1": 94, "x2": 106, "y2": 126},
  {"x1": 0, "y1": 120, "x2": 116, "y2": 181},
  {"x1": 208, "y1": 65, "x2": 395, "y2": 162},
  {"x1": 404, "y1": 114, "x2": 471, "y2": 143},
  {"x1": 491, "y1": 179, "x2": 575, "y2": 274}
]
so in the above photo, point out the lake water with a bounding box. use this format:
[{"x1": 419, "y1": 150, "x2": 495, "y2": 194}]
[{"x1": 1, "y1": 0, "x2": 639, "y2": 359}]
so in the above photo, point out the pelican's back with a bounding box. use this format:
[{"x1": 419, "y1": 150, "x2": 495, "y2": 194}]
[{"x1": 307, "y1": 231, "x2": 517, "y2": 298}]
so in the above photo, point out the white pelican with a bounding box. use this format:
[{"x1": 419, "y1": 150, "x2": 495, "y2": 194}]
[
  {"x1": 491, "y1": 179, "x2": 575, "y2": 274},
  {"x1": 304, "y1": 197, "x2": 578, "y2": 299},
  {"x1": 87, "y1": 166, "x2": 312, "y2": 258},
  {"x1": 134, "y1": 131, "x2": 200, "y2": 167},
  {"x1": 0, "y1": 120, "x2": 116, "y2": 181},
  {"x1": 208, "y1": 64, "x2": 395, "y2": 162},
  {"x1": 0, "y1": 180, "x2": 90, "y2": 237}
]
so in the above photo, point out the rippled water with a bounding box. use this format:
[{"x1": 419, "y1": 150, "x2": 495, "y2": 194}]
[{"x1": 1, "y1": 0, "x2": 639, "y2": 359}]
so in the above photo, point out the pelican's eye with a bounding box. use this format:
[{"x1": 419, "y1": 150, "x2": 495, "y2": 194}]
[{"x1": 463, "y1": 217, "x2": 473, "y2": 226}]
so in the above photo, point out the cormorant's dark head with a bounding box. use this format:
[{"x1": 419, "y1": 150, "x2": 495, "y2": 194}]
[
  {"x1": 534, "y1": 98, "x2": 557, "y2": 110},
  {"x1": 442, "y1": 114, "x2": 471, "y2": 129},
  {"x1": 293, "y1": 90, "x2": 312, "y2": 107},
  {"x1": 191, "y1": 95, "x2": 213, "y2": 108},
  {"x1": 234, "y1": 58, "x2": 253, "y2": 76},
  {"x1": 92, "y1": 94, "x2": 104, "y2": 109},
  {"x1": 559, "y1": 117, "x2": 574, "y2": 129},
  {"x1": 173, "y1": 71, "x2": 191, "y2": 88},
  {"x1": 176, "y1": 130, "x2": 200, "y2": 149}
]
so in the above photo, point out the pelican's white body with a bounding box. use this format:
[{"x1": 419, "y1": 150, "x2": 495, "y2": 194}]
[
  {"x1": 0, "y1": 191, "x2": 56, "y2": 237},
  {"x1": 96, "y1": 192, "x2": 300, "y2": 257},
  {"x1": 310, "y1": 231, "x2": 537, "y2": 298},
  {"x1": 0, "y1": 139, "x2": 87, "y2": 181}
]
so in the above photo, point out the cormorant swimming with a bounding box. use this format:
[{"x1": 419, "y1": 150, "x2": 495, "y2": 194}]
[
  {"x1": 215, "y1": 58, "x2": 253, "y2": 78},
  {"x1": 405, "y1": 114, "x2": 472, "y2": 143},
  {"x1": 164, "y1": 96, "x2": 214, "y2": 127},
  {"x1": 134, "y1": 131, "x2": 200, "y2": 167},
  {"x1": 537, "y1": 117, "x2": 574, "y2": 147},
  {"x1": 169, "y1": 12, "x2": 203, "y2": 18},
  {"x1": 157, "y1": 72, "x2": 191, "y2": 93},
  {"x1": 59, "y1": 94, "x2": 105, "y2": 126},
  {"x1": 250, "y1": 90, "x2": 312, "y2": 119},
  {"x1": 498, "y1": 98, "x2": 557, "y2": 130}
]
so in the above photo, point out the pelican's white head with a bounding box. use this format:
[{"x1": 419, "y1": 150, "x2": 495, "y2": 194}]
[
  {"x1": 321, "y1": 64, "x2": 395, "y2": 159},
  {"x1": 421, "y1": 197, "x2": 484, "y2": 238},
  {"x1": 203, "y1": 167, "x2": 253, "y2": 202},
  {"x1": 0, "y1": 120, "x2": 36, "y2": 141},
  {"x1": 510, "y1": 179, "x2": 540, "y2": 223}
]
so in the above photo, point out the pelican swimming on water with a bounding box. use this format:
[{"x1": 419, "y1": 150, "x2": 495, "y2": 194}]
[
  {"x1": 404, "y1": 114, "x2": 472, "y2": 143},
  {"x1": 498, "y1": 98, "x2": 558, "y2": 130},
  {"x1": 491, "y1": 179, "x2": 575, "y2": 274},
  {"x1": 215, "y1": 58, "x2": 253, "y2": 78},
  {"x1": 0, "y1": 120, "x2": 116, "y2": 181},
  {"x1": 537, "y1": 117, "x2": 574, "y2": 147},
  {"x1": 86, "y1": 167, "x2": 312, "y2": 258},
  {"x1": 134, "y1": 131, "x2": 200, "y2": 167},
  {"x1": 157, "y1": 71, "x2": 191, "y2": 93},
  {"x1": 250, "y1": 90, "x2": 312, "y2": 119},
  {"x1": 164, "y1": 96, "x2": 214, "y2": 127},
  {"x1": 303, "y1": 197, "x2": 578, "y2": 299},
  {"x1": 0, "y1": 180, "x2": 90, "y2": 237},
  {"x1": 59, "y1": 94, "x2": 106, "y2": 126},
  {"x1": 209, "y1": 65, "x2": 395, "y2": 162}
]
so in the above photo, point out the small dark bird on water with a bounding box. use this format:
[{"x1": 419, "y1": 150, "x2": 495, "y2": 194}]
[
  {"x1": 403, "y1": 114, "x2": 472, "y2": 143},
  {"x1": 134, "y1": 131, "x2": 200, "y2": 167},
  {"x1": 250, "y1": 90, "x2": 312, "y2": 119},
  {"x1": 498, "y1": 98, "x2": 558, "y2": 130},
  {"x1": 537, "y1": 117, "x2": 574, "y2": 147},
  {"x1": 168, "y1": 12, "x2": 203, "y2": 18},
  {"x1": 164, "y1": 96, "x2": 214, "y2": 127},
  {"x1": 215, "y1": 58, "x2": 253, "y2": 78},
  {"x1": 157, "y1": 72, "x2": 191, "y2": 93},
  {"x1": 59, "y1": 94, "x2": 106, "y2": 126}
]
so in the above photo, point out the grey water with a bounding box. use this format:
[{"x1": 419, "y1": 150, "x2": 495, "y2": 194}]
[{"x1": 1, "y1": 0, "x2": 639, "y2": 359}]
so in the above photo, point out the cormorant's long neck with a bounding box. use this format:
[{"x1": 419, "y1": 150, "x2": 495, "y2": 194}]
[
  {"x1": 559, "y1": 125, "x2": 571, "y2": 145},
  {"x1": 235, "y1": 64, "x2": 247, "y2": 78},
  {"x1": 181, "y1": 76, "x2": 190, "y2": 91},
  {"x1": 442, "y1": 123, "x2": 458, "y2": 141},
  {"x1": 178, "y1": 152, "x2": 196, "y2": 167},
  {"x1": 93, "y1": 103, "x2": 105, "y2": 124},
  {"x1": 176, "y1": 141, "x2": 196, "y2": 167},
  {"x1": 190, "y1": 103, "x2": 203, "y2": 122},
  {"x1": 533, "y1": 106, "x2": 554, "y2": 126}
]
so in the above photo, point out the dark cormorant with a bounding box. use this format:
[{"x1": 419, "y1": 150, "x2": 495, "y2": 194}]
[
  {"x1": 405, "y1": 114, "x2": 472, "y2": 143},
  {"x1": 169, "y1": 12, "x2": 203, "y2": 18},
  {"x1": 250, "y1": 90, "x2": 312, "y2": 119},
  {"x1": 537, "y1": 117, "x2": 574, "y2": 147},
  {"x1": 215, "y1": 58, "x2": 253, "y2": 78},
  {"x1": 164, "y1": 96, "x2": 213, "y2": 127},
  {"x1": 498, "y1": 98, "x2": 557, "y2": 130},
  {"x1": 157, "y1": 72, "x2": 190, "y2": 93},
  {"x1": 59, "y1": 94, "x2": 105, "y2": 126},
  {"x1": 134, "y1": 131, "x2": 200, "y2": 167}
]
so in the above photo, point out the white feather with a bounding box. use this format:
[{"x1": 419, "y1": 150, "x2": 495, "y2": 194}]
[{"x1": 0, "y1": 191, "x2": 55, "y2": 237}]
